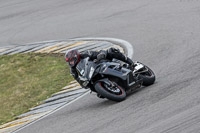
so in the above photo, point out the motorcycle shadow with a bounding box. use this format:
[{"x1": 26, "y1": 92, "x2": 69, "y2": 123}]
[
  {"x1": 85, "y1": 86, "x2": 150, "y2": 110},
  {"x1": 90, "y1": 85, "x2": 154, "y2": 107},
  {"x1": 125, "y1": 86, "x2": 146, "y2": 98},
  {"x1": 90, "y1": 87, "x2": 145, "y2": 106}
]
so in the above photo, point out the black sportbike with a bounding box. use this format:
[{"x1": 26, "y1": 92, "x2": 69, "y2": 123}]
[{"x1": 76, "y1": 57, "x2": 155, "y2": 102}]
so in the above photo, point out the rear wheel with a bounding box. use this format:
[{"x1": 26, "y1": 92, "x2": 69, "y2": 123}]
[
  {"x1": 95, "y1": 80, "x2": 126, "y2": 102},
  {"x1": 138, "y1": 65, "x2": 155, "y2": 86}
]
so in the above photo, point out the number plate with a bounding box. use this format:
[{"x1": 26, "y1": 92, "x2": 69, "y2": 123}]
[{"x1": 135, "y1": 63, "x2": 144, "y2": 71}]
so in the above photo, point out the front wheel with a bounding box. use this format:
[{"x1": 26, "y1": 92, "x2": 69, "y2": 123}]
[
  {"x1": 138, "y1": 65, "x2": 155, "y2": 86},
  {"x1": 94, "y1": 80, "x2": 126, "y2": 102}
]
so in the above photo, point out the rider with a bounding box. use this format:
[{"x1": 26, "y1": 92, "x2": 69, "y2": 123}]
[{"x1": 65, "y1": 47, "x2": 135, "y2": 96}]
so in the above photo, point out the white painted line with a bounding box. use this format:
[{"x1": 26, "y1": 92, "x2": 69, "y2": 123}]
[
  {"x1": 3, "y1": 37, "x2": 134, "y2": 133},
  {"x1": 13, "y1": 91, "x2": 89, "y2": 133},
  {"x1": 70, "y1": 37, "x2": 134, "y2": 58}
]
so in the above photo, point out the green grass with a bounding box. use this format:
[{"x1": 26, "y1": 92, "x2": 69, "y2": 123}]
[{"x1": 0, "y1": 53, "x2": 74, "y2": 125}]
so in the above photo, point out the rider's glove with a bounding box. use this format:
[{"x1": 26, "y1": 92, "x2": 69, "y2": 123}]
[
  {"x1": 93, "y1": 59, "x2": 98, "y2": 63},
  {"x1": 97, "y1": 50, "x2": 107, "y2": 61},
  {"x1": 97, "y1": 52, "x2": 106, "y2": 61}
]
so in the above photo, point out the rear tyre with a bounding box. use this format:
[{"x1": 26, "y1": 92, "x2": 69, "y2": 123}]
[
  {"x1": 95, "y1": 81, "x2": 126, "y2": 102},
  {"x1": 138, "y1": 65, "x2": 155, "y2": 86}
]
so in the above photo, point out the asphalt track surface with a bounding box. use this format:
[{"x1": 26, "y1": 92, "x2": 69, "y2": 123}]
[{"x1": 1, "y1": 0, "x2": 200, "y2": 133}]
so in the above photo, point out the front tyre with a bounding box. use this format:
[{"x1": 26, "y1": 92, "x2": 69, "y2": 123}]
[
  {"x1": 95, "y1": 81, "x2": 126, "y2": 102},
  {"x1": 138, "y1": 65, "x2": 155, "y2": 86}
]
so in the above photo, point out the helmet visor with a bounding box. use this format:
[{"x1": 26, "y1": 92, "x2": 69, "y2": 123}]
[
  {"x1": 68, "y1": 57, "x2": 77, "y2": 67},
  {"x1": 69, "y1": 60, "x2": 75, "y2": 66}
]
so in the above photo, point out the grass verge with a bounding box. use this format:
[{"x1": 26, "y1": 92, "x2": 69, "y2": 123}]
[{"x1": 0, "y1": 53, "x2": 74, "y2": 125}]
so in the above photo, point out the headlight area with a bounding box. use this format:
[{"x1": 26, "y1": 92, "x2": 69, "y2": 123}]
[{"x1": 89, "y1": 67, "x2": 95, "y2": 79}]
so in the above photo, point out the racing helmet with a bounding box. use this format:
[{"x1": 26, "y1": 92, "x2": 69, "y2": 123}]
[{"x1": 65, "y1": 49, "x2": 80, "y2": 67}]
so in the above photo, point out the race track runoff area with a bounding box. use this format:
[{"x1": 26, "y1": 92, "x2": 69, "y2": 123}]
[{"x1": 0, "y1": 38, "x2": 124, "y2": 133}]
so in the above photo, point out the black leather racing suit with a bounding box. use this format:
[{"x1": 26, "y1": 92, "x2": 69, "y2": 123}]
[{"x1": 70, "y1": 48, "x2": 134, "y2": 86}]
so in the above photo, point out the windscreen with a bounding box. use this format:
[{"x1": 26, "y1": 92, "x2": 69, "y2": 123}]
[{"x1": 76, "y1": 57, "x2": 96, "y2": 80}]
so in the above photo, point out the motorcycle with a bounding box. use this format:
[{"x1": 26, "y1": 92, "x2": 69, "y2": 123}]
[{"x1": 76, "y1": 57, "x2": 155, "y2": 102}]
